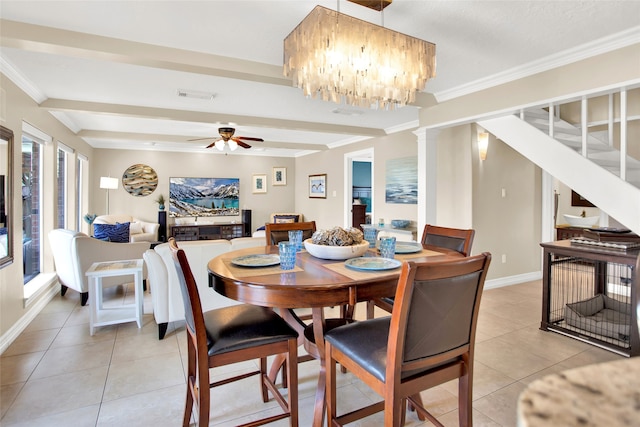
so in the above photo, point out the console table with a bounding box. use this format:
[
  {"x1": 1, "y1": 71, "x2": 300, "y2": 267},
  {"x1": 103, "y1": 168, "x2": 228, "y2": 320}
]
[{"x1": 171, "y1": 223, "x2": 245, "y2": 241}]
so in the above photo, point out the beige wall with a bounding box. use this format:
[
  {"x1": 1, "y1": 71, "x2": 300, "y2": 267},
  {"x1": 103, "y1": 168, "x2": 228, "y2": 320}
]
[
  {"x1": 470, "y1": 127, "x2": 542, "y2": 278},
  {"x1": 91, "y1": 149, "x2": 296, "y2": 231},
  {"x1": 0, "y1": 75, "x2": 94, "y2": 338},
  {"x1": 294, "y1": 131, "x2": 419, "y2": 230}
]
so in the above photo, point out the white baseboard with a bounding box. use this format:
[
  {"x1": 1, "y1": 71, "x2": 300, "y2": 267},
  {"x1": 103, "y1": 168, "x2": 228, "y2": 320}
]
[
  {"x1": 484, "y1": 270, "x2": 542, "y2": 290},
  {"x1": 0, "y1": 283, "x2": 59, "y2": 355}
]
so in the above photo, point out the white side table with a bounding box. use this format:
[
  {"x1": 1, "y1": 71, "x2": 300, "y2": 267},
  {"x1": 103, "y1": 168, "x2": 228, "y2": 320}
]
[{"x1": 85, "y1": 259, "x2": 144, "y2": 335}]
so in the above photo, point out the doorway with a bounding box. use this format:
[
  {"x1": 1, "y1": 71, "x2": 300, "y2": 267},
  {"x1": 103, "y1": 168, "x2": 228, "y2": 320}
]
[{"x1": 344, "y1": 148, "x2": 374, "y2": 228}]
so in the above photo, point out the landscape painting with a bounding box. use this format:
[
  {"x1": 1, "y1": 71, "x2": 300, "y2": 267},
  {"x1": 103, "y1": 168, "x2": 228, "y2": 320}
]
[
  {"x1": 385, "y1": 157, "x2": 417, "y2": 204},
  {"x1": 169, "y1": 177, "x2": 239, "y2": 217}
]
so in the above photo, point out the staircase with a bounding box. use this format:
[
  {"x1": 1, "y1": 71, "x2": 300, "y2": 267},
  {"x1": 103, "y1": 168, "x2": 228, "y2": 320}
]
[{"x1": 477, "y1": 109, "x2": 640, "y2": 235}]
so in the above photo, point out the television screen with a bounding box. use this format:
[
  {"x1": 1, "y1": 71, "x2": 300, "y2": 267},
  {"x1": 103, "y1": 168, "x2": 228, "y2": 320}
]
[{"x1": 169, "y1": 177, "x2": 239, "y2": 217}]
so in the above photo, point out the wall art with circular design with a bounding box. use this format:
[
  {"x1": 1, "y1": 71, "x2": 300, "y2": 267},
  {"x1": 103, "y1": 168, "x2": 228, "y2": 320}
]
[{"x1": 122, "y1": 164, "x2": 158, "y2": 197}]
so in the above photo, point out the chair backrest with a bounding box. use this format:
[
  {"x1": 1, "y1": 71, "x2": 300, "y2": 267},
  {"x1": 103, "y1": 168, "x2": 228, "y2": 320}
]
[
  {"x1": 388, "y1": 253, "x2": 491, "y2": 378},
  {"x1": 421, "y1": 224, "x2": 475, "y2": 256},
  {"x1": 265, "y1": 221, "x2": 317, "y2": 246},
  {"x1": 168, "y1": 238, "x2": 205, "y2": 344}
]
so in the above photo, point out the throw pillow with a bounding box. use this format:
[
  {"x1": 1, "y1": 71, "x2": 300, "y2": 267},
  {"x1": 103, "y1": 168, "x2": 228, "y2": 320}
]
[
  {"x1": 129, "y1": 221, "x2": 144, "y2": 235},
  {"x1": 273, "y1": 215, "x2": 299, "y2": 224},
  {"x1": 93, "y1": 222, "x2": 130, "y2": 243}
]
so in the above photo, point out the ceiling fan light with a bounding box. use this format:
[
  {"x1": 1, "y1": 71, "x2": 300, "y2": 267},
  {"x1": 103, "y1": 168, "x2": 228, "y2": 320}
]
[
  {"x1": 215, "y1": 140, "x2": 225, "y2": 151},
  {"x1": 228, "y1": 140, "x2": 238, "y2": 151}
]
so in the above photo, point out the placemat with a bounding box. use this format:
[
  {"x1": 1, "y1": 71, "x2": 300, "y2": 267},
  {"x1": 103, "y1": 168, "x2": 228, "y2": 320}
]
[
  {"x1": 224, "y1": 260, "x2": 303, "y2": 277},
  {"x1": 395, "y1": 248, "x2": 443, "y2": 261},
  {"x1": 323, "y1": 262, "x2": 400, "y2": 281}
]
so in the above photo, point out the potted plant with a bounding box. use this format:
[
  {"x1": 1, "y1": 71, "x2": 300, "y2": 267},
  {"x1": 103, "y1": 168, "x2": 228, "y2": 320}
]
[{"x1": 154, "y1": 194, "x2": 166, "y2": 211}]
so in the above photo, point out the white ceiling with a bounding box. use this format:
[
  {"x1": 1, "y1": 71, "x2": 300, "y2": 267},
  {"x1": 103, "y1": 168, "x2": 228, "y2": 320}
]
[{"x1": 1, "y1": 1, "x2": 639, "y2": 157}]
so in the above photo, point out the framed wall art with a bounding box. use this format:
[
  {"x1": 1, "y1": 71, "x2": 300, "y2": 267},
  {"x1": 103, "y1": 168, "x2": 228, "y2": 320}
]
[
  {"x1": 252, "y1": 174, "x2": 267, "y2": 194},
  {"x1": 122, "y1": 163, "x2": 158, "y2": 197},
  {"x1": 273, "y1": 167, "x2": 287, "y2": 186},
  {"x1": 309, "y1": 174, "x2": 326, "y2": 198},
  {"x1": 169, "y1": 177, "x2": 239, "y2": 217}
]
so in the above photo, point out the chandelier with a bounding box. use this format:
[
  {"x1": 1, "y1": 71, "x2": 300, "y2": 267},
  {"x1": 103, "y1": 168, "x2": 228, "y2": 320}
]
[{"x1": 283, "y1": 4, "x2": 436, "y2": 109}]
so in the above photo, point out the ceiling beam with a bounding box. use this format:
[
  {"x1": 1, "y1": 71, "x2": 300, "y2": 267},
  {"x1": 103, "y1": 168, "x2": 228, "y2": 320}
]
[
  {"x1": 40, "y1": 99, "x2": 387, "y2": 137},
  {"x1": 77, "y1": 130, "x2": 330, "y2": 151},
  {"x1": 1, "y1": 19, "x2": 436, "y2": 108}
]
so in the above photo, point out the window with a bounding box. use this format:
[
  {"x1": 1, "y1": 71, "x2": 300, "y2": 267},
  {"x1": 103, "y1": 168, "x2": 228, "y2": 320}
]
[
  {"x1": 22, "y1": 134, "x2": 43, "y2": 283},
  {"x1": 76, "y1": 154, "x2": 88, "y2": 233},
  {"x1": 56, "y1": 143, "x2": 74, "y2": 229},
  {"x1": 21, "y1": 123, "x2": 51, "y2": 286}
]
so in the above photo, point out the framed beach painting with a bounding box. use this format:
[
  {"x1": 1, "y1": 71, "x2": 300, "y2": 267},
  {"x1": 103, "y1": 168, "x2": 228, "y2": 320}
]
[
  {"x1": 385, "y1": 157, "x2": 417, "y2": 204},
  {"x1": 252, "y1": 174, "x2": 267, "y2": 193},
  {"x1": 273, "y1": 167, "x2": 287, "y2": 186},
  {"x1": 309, "y1": 174, "x2": 326, "y2": 198}
]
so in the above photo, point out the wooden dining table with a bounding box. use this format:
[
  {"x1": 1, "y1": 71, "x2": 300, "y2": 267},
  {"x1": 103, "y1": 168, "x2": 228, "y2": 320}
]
[{"x1": 207, "y1": 243, "x2": 463, "y2": 427}]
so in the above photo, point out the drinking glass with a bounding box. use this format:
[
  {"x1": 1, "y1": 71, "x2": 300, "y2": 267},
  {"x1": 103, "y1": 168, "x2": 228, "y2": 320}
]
[
  {"x1": 278, "y1": 241, "x2": 297, "y2": 270},
  {"x1": 363, "y1": 227, "x2": 379, "y2": 248},
  {"x1": 379, "y1": 236, "x2": 396, "y2": 259},
  {"x1": 288, "y1": 230, "x2": 303, "y2": 252}
]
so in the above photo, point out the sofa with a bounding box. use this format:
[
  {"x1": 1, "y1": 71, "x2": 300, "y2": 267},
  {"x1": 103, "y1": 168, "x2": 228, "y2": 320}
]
[
  {"x1": 94, "y1": 214, "x2": 159, "y2": 242},
  {"x1": 144, "y1": 236, "x2": 264, "y2": 339},
  {"x1": 49, "y1": 229, "x2": 151, "y2": 306}
]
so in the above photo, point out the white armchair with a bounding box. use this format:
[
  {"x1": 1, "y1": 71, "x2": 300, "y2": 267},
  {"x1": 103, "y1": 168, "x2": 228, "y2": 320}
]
[
  {"x1": 49, "y1": 229, "x2": 150, "y2": 305},
  {"x1": 94, "y1": 214, "x2": 159, "y2": 242}
]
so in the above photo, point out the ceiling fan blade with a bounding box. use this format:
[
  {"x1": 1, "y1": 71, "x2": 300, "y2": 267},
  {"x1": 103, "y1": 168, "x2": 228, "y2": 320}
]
[
  {"x1": 231, "y1": 137, "x2": 252, "y2": 149},
  {"x1": 236, "y1": 136, "x2": 264, "y2": 142},
  {"x1": 188, "y1": 137, "x2": 218, "y2": 142}
]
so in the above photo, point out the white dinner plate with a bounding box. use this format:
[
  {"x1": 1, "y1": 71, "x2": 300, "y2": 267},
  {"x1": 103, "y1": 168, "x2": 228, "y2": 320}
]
[
  {"x1": 231, "y1": 254, "x2": 280, "y2": 267},
  {"x1": 344, "y1": 257, "x2": 402, "y2": 271},
  {"x1": 393, "y1": 242, "x2": 423, "y2": 254}
]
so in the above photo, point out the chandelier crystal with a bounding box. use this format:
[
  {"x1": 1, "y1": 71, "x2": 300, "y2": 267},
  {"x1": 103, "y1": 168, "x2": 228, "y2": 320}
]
[{"x1": 283, "y1": 5, "x2": 436, "y2": 109}]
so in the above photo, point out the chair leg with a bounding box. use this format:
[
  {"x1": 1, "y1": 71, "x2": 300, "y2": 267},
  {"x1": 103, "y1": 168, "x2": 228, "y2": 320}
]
[
  {"x1": 60, "y1": 284, "x2": 68, "y2": 296},
  {"x1": 260, "y1": 357, "x2": 269, "y2": 403},
  {"x1": 158, "y1": 322, "x2": 168, "y2": 340},
  {"x1": 325, "y1": 342, "x2": 338, "y2": 425},
  {"x1": 80, "y1": 292, "x2": 89, "y2": 306},
  {"x1": 459, "y1": 372, "x2": 472, "y2": 426},
  {"x1": 197, "y1": 358, "x2": 210, "y2": 427},
  {"x1": 183, "y1": 343, "x2": 196, "y2": 427},
  {"x1": 287, "y1": 338, "x2": 299, "y2": 426}
]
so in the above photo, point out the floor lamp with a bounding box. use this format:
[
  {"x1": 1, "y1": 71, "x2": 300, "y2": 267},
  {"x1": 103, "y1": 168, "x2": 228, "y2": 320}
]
[{"x1": 100, "y1": 176, "x2": 118, "y2": 215}]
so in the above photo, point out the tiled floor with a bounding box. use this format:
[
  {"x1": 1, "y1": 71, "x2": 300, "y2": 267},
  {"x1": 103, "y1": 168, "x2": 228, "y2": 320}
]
[{"x1": 0, "y1": 280, "x2": 623, "y2": 426}]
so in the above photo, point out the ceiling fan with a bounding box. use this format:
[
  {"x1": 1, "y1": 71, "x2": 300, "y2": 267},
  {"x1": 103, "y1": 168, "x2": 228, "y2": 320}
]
[{"x1": 190, "y1": 127, "x2": 264, "y2": 151}]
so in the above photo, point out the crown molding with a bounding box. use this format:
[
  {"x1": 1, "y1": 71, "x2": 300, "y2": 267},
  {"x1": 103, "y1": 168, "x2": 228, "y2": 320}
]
[
  {"x1": 436, "y1": 26, "x2": 640, "y2": 102},
  {"x1": 0, "y1": 55, "x2": 46, "y2": 103}
]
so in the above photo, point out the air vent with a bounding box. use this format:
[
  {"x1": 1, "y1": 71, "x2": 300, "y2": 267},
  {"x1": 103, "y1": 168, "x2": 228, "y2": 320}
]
[
  {"x1": 176, "y1": 89, "x2": 215, "y2": 100},
  {"x1": 332, "y1": 108, "x2": 364, "y2": 116}
]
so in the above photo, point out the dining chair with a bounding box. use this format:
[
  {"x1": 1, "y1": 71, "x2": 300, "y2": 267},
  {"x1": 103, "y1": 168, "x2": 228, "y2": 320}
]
[
  {"x1": 368, "y1": 224, "x2": 476, "y2": 317},
  {"x1": 265, "y1": 221, "x2": 317, "y2": 246},
  {"x1": 168, "y1": 238, "x2": 299, "y2": 427},
  {"x1": 325, "y1": 253, "x2": 491, "y2": 427}
]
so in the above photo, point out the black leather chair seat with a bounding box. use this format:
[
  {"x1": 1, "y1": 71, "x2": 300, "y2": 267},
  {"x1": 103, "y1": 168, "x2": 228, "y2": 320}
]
[
  {"x1": 324, "y1": 317, "x2": 390, "y2": 382},
  {"x1": 205, "y1": 305, "x2": 298, "y2": 356}
]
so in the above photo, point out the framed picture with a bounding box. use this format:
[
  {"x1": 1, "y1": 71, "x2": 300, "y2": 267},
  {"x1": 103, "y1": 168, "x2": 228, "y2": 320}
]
[
  {"x1": 273, "y1": 167, "x2": 287, "y2": 186},
  {"x1": 309, "y1": 174, "x2": 327, "y2": 198},
  {"x1": 252, "y1": 174, "x2": 267, "y2": 194},
  {"x1": 169, "y1": 177, "x2": 239, "y2": 217},
  {"x1": 571, "y1": 190, "x2": 595, "y2": 207}
]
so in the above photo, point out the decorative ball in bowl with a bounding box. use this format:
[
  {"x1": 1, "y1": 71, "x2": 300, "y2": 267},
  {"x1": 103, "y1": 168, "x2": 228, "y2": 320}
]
[
  {"x1": 303, "y1": 239, "x2": 369, "y2": 260},
  {"x1": 391, "y1": 219, "x2": 411, "y2": 229}
]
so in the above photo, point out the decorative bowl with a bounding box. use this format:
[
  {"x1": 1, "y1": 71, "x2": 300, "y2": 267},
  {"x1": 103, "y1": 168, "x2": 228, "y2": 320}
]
[
  {"x1": 391, "y1": 219, "x2": 411, "y2": 229},
  {"x1": 303, "y1": 239, "x2": 369, "y2": 260},
  {"x1": 563, "y1": 214, "x2": 599, "y2": 228}
]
